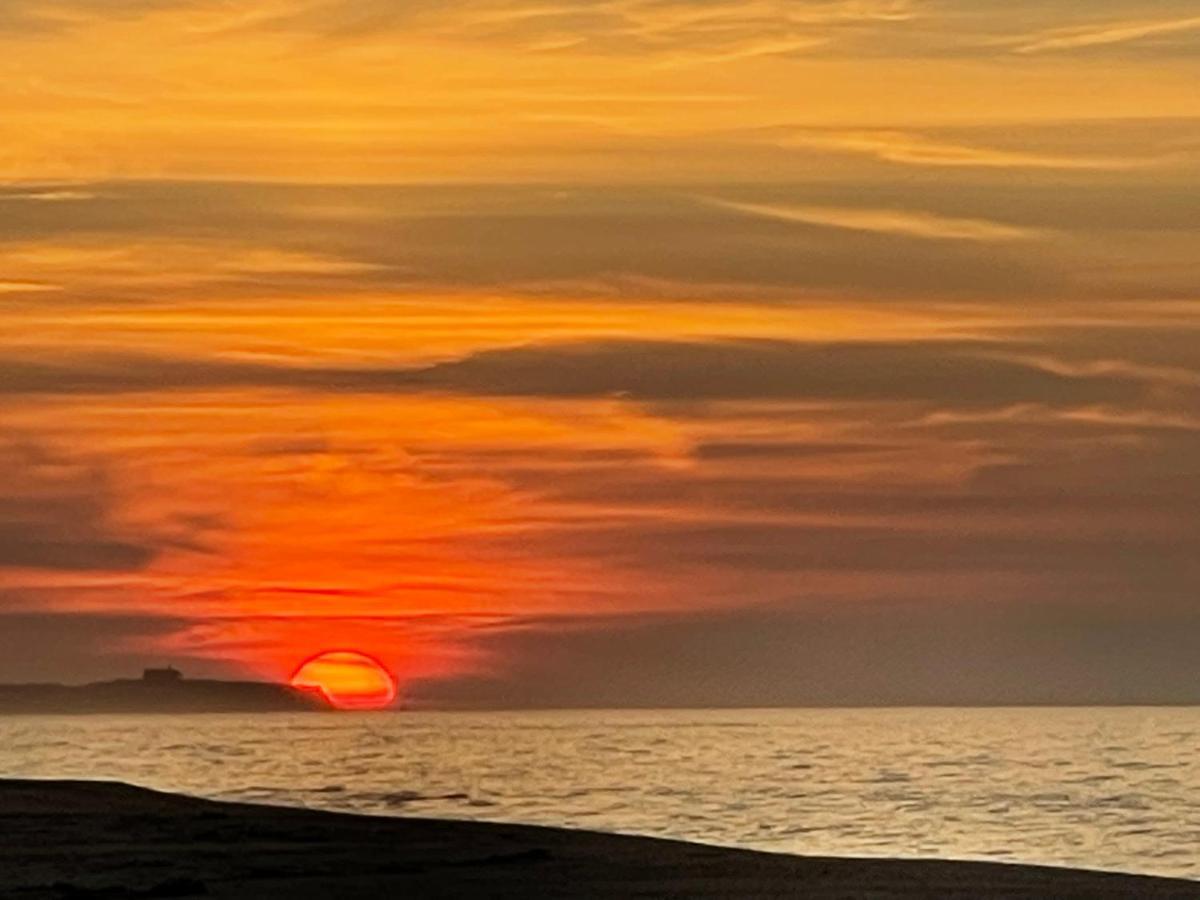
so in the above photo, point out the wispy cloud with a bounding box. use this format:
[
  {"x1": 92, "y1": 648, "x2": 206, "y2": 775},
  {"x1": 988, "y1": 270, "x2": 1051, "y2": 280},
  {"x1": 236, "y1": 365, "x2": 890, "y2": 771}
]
[
  {"x1": 1011, "y1": 14, "x2": 1200, "y2": 54},
  {"x1": 650, "y1": 34, "x2": 831, "y2": 67},
  {"x1": 0, "y1": 189, "x2": 99, "y2": 202},
  {"x1": 242, "y1": 0, "x2": 919, "y2": 60},
  {"x1": 0, "y1": 439, "x2": 161, "y2": 573},
  {"x1": 0, "y1": 239, "x2": 390, "y2": 292},
  {"x1": 779, "y1": 129, "x2": 1156, "y2": 171},
  {"x1": 0, "y1": 338, "x2": 1162, "y2": 411},
  {"x1": 696, "y1": 196, "x2": 1049, "y2": 243},
  {"x1": 0, "y1": 0, "x2": 208, "y2": 34},
  {"x1": 0, "y1": 280, "x2": 60, "y2": 293}
]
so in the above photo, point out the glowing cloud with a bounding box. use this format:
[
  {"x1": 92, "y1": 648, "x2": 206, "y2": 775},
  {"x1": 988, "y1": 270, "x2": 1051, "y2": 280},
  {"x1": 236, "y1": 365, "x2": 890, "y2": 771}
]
[
  {"x1": 778, "y1": 129, "x2": 1157, "y2": 171},
  {"x1": 695, "y1": 197, "x2": 1050, "y2": 243},
  {"x1": 1011, "y1": 14, "x2": 1200, "y2": 54}
]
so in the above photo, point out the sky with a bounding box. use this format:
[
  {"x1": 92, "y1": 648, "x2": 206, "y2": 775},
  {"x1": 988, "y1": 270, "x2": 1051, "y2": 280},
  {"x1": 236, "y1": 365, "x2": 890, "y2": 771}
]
[{"x1": 1, "y1": 0, "x2": 1199, "y2": 706}]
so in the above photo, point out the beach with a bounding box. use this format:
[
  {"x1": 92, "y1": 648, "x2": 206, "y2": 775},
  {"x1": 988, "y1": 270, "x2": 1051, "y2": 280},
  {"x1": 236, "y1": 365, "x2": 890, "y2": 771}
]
[{"x1": 2, "y1": 780, "x2": 1195, "y2": 899}]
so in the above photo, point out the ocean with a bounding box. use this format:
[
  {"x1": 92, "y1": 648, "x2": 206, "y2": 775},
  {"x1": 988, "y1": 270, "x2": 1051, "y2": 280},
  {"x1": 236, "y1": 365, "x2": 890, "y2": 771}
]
[{"x1": 4, "y1": 707, "x2": 1199, "y2": 880}]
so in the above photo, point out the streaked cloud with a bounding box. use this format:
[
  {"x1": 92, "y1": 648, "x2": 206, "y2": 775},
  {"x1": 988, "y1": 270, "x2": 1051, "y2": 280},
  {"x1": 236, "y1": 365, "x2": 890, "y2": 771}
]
[
  {"x1": 0, "y1": 187, "x2": 99, "y2": 202},
  {"x1": 1011, "y1": 14, "x2": 1200, "y2": 54},
  {"x1": 0, "y1": 238, "x2": 392, "y2": 296},
  {"x1": 248, "y1": 0, "x2": 920, "y2": 57},
  {"x1": 0, "y1": 280, "x2": 59, "y2": 293},
  {"x1": 697, "y1": 196, "x2": 1049, "y2": 242},
  {"x1": 0, "y1": 339, "x2": 1172, "y2": 413},
  {"x1": 0, "y1": 438, "x2": 159, "y2": 572},
  {"x1": 0, "y1": 0, "x2": 201, "y2": 33},
  {"x1": 4, "y1": 0, "x2": 1199, "y2": 183},
  {"x1": 778, "y1": 129, "x2": 1158, "y2": 170},
  {"x1": 2, "y1": 179, "x2": 1198, "y2": 308}
]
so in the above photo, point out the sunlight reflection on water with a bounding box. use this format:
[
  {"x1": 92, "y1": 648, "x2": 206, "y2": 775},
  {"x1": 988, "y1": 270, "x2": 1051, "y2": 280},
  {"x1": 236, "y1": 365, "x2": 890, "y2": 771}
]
[{"x1": 4, "y1": 707, "x2": 1200, "y2": 879}]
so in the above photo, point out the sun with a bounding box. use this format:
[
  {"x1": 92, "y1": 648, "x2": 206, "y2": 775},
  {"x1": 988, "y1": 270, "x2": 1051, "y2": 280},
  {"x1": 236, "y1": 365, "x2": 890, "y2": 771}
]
[{"x1": 290, "y1": 650, "x2": 398, "y2": 711}]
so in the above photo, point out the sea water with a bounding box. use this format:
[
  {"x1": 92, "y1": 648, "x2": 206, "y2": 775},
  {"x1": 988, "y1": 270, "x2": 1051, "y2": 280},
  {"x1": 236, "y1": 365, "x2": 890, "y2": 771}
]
[{"x1": 3, "y1": 707, "x2": 1200, "y2": 879}]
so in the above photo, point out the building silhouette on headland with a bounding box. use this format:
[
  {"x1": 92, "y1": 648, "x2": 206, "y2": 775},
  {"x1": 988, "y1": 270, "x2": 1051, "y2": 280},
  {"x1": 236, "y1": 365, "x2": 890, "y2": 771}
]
[{"x1": 0, "y1": 666, "x2": 331, "y2": 715}]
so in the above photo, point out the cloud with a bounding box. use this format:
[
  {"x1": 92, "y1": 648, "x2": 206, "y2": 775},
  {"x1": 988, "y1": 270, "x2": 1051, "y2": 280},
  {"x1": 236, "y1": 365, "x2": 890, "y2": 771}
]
[
  {"x1": 0, "y1": 523, "x2": 152, "y2": 571},
  {"x1": 0, "y1": 438, "x2": 159, "y2": 572},
  {"x1": 73, "y1": 0, "x2": 1191, "y2": 65},
  {"x1": 0, "y1": 339, "x2": 1170, "y2": 413},
  {"x1": 696, "y1": 196, "x2": 1050, "y2": 242},
  {"x1": 181, "y1": 0, "x2": 1200, "y2": 66},
  {"x1": 245, "y1": 0, "x2": 919, "y2": 60},
  {"x1": 693, "y1": 440, "x2": 895, "y2": 461},
  {"x1": 408, "y1": 339, "x2": 1157, "y2": 407},
  {"x1": 1011, "y1": 14, "x2": 1200, "y2": 54},
  {"x1": 777, "y1": 129, "x2": 1158, "y2": 171},
  {"x1": 489, "y1": 517, "x2": 1200, "y2": 578},
  {"x1": 0, "y1": 280, "x2": 59, "y2": 293},
  {"x1": 0, "y1": 188, "x2": 99, "y2": 202},
  {"x1": 0, "y1": 238, "x2": 389, "y2": 294},
  {"x1": 10, "y1": 177, "x2": 1200, "y2": 305},
  {"x1": 0, "y1": 0, "x2": 198, "y2": 33},
  {"x1": 12, "y1": 0, "x2": 1199, "y2": 68},
  {"x1": 0, "y1": 181, "x2": 1072, "y2": 304}
]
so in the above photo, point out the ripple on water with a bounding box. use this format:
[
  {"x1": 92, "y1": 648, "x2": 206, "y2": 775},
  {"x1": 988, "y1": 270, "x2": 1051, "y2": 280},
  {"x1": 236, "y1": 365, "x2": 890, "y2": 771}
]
[{"x1": 2, "y1": 708, "x2": 1199, "y2": 880}]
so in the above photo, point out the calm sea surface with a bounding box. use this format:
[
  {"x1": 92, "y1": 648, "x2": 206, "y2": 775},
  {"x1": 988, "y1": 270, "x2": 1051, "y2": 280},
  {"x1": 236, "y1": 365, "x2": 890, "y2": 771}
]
[{"x1": 4, "y1": 707, "x2": 1200, "y2": 879}]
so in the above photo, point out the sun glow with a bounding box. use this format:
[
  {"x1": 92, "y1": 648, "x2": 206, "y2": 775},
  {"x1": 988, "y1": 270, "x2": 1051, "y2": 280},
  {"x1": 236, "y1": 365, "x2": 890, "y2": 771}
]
[{"x1": 290, "y1": 650, "x2": 398, "y2": 711}]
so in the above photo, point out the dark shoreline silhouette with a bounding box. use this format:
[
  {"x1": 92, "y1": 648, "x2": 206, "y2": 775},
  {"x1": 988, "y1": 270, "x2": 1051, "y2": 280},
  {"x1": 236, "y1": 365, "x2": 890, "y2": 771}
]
[
  {"x1": 0, "y1": 667, "x2": 329, "y2": 714},
  {"x1": 2, "y1": 780, "x2": 1195, "y2": 898}
]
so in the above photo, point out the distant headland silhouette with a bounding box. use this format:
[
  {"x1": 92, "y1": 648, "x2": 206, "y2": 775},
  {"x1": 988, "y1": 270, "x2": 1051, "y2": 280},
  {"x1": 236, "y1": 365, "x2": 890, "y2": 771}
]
[{"x1": 0, "y1": 667, "x2": 331, "y2": 714}]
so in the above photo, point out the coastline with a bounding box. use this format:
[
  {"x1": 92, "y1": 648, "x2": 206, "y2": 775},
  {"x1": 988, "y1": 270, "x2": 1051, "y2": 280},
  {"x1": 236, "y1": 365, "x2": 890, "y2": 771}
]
[
  {"x1": 1, "y1": 780, "x2": 1195, "y2": 898},
  {"x1": 0, "y1": 673, "x2": 327, "y2": 715}
]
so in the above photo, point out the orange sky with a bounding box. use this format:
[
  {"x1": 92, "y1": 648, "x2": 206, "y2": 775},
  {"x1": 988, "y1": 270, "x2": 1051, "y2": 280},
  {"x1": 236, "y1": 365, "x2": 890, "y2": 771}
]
[{"x1": 1, "y1": 0, "x2": 1199, "y2": 706}]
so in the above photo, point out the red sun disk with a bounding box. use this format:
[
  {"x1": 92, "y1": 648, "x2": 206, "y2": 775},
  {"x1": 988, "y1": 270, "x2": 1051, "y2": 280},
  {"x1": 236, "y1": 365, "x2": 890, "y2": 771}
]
[{"x1": 290, "y1": 650, "x2": 398, "y2": 710}]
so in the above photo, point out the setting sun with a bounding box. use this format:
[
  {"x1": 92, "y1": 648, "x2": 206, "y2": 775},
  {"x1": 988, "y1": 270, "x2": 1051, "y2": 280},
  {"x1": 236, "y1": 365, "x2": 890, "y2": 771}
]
[{"x1": 290, "y1": 651, "x2": 398, "y2": 711}]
